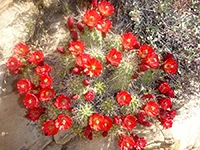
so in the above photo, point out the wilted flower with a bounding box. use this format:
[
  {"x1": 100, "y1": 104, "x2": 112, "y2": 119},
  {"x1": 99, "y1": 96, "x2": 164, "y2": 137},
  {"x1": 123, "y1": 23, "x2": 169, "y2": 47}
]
[
  {"x1": 6, "y1": 57, "x2": 23, "y2": 74},
  {"x1": 25, "y1": 107, "x2": 45, "y2": 122},
  {"x1": 98, "y1": 1, "x2": 114, "y2": 17},
  {"x1": 13, "y1": 43, "x2": 30, "y2": 56},
  {"x1": 57, "y1": 46, "x2": 65, "y2": 54},
  {"x1": 83, "y1": 79, "x2": 90, "y2": 86},
  {"x1": 23, "y1": 92, "x2": 39, "y2": 109},
  {"x1": 83, "y1": 57, "x2": 102, "y2": 77},
  {"x1": 42, "y1": 120, "x2": 59, "y2": 136},
  {"x1": 39, "y1": 87, "x2": 55, "y2": 102},
  {"x1": 96, "y1": 19, "x2": 112, "y2": 33},
  {"x1": 84, "y1": 91, "x2": 95, "y2": 101},
  {"x1": 122, "y1": 114, "x2": 137, "y2": 131},
  {"x1": 138, "y1": 64, "x2": 150, "y2": 72},
  {"x1": 83, "y1": 10, "x2": 101, "y2": 28},
  {"x1": 17, "y1": 79, "x2": 32, "y2": 95},
  {"x1": 68, "y1": 40, "x2": 85, "y2": 56},
  {"x1": 164, "y1": 88, "x2": 175, "y2": 98},
  {"x1": 54, "y1": 94, "x2": 71, "y2": 110},
  {"x1": 116, "y1": 91, "x2": 132, "y2": 106},
  {"x1": 140, "y1": 94, "x2": 154, "y2": 100},
  {"x1": 28, "y1": 51, "x2": 44, "y2": 65},
  {"x1": 55, "y1": 114, "x2": 72, "y2": 130},
  {"x1": 106, "y1": 48, "x2": 122, "y2": 66}
]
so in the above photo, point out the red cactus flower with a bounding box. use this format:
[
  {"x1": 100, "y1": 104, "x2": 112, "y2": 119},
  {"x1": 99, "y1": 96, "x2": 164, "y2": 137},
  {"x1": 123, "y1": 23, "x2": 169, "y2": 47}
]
[
  {"x1": 55, "y1": 114, "x2": 72, "y2": 130},
  {"x1": 163, "y1": 58, "x2": 178, "y2": 74},
  {"x1": 118, "y1": 134, "x2": 135, "y2": 150},
  {"x1": 83, "y1": 57, "x2": 102, "y2": 77},
  {"x1": 6, "y1": 57, "x2": 23, "y2": 74},
  {"x1": 122, "y1": 114, "x2": 137, "y2": 131},
  {"x1": 102, "y1": 116, "x2": 113, "y2": 131},
  {"x1": 25, "y1": 107, "x2": 46, "y2": 122},
  {"x1": 132, "y1": 134, "x2": 147, "y2": 150},
  {"x1": 57, "y1": 46, "x2": 66, "y2": 54},
  {"x1": 29, "y1": 51, "x2": 44, "y2": 65},
  {"x1": 89, "y1": 113, "x2": 105, "y2": 131},
  {"x1": 39, "y1": 87, "x2": 55, "y2": 102},
  {"x1": 98, "y1": 1, "x2": 114, "y2": 17},
  {"x1": 121, "y1": 32, "x2": 138, "y2": 50},
  {"x1": 77, "y1": 23, "x2": 84, "y2": 33},
  {"x1": 35, "y1": 64, "x2": 52, "y2": 76},
  {"x1": 96, "y1": 19, "x2": 112, "y2": 33},
  {"x1": 145, "y1": 52, "x2": 159, "y2": 69},
  {"x1": 54, "y1": 94, "x2": 71, "y2": 110},
  {"x1": 116, "y1": 91, "x2": 132, "y2": 106},
  {"x1": 114, "y1": 115, "x2": 122, "y2": 125},
  {"x1": 160, "y1": 118, "x2": 173, "y2": 129},
  {"x1": 83, "y1": 10, "x2": 101, "y2": 28},
  {"x1": 71, "y1": 31, "x2": 78, "y2": 42},
  {"x1": 40, "y1": 75, "x2": 54, "y2": 88},
  {"x1": 158, "y1": 82, "x2": 171, "y2": 94},
  {"x1": 67, "y1": 17, "x2": 74, "y2": 31},
  {"x1": 138, "y1": 44, "x2": 155, "y2": 59},
  {"x1": 140, "y1": 94, "x2": 154, "y2": 100},
  {"x1": 143, "y1": 101, "x2": 159, "y2": 117},
  {"x1": 13, "y1": 43, "x2": 30, "y2": 56},
  {"x1": 23, "y1": 92, "x2": 39, "y2": 109},
  {"x1": 42, "y1": 120, "x2": 59, "y2": 136},
  {"x1": 76, "y1": 53, "x2": 91, "y2": 68},
  {"x1": 68, "y1": 40, "x2": 85, "y2": 56},
  {"x1": 164, "y1": 88, "x2": 175, "y2": 98},
  {"x1": 157, "y1": 96, "x2": 172, "y2": 110},
  {"x1": 84, "y1": 91, "x2": 95, "y2": 101},
  {"x1": 17, "y1": 79, "x2": 32, "y2": 95},
  {"x1": 106, "y1": 48, "x2": 122, "y2": 66}
]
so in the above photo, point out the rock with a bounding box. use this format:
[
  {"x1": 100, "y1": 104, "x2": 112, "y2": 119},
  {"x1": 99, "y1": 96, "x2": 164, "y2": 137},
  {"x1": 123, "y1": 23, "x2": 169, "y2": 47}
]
[
  {"x1": 54, "y1": 128, "x2": 77, "y2": 145},
  {"x1": 0, "y1": 93, "x2": 52, "y2": 150},
  {"x1": 0, "y1": 1, "x2": 38, "y2": 59},
  {"x1": 43, "y1": 142, "x2": 63, "y2": 150},
  {"x1": 63, "y1": 134, "x2": 120, "y2": 150}
]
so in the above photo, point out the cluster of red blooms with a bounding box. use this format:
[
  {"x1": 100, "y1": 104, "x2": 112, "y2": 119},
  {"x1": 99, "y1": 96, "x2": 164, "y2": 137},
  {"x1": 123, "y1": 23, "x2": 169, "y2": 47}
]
[
  {"x1": 7, "y1": 43, "x2": 73, "y2": 135},
  {"x1": 5, "y1": 1, "x2": 180, "y2": 149}
]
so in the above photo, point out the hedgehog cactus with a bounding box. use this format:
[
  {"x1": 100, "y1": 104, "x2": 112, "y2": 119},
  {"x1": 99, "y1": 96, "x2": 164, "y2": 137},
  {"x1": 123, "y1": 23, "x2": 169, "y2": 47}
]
[{"x1": 6, "y1": 1, "x2": 179, "y2": 149}]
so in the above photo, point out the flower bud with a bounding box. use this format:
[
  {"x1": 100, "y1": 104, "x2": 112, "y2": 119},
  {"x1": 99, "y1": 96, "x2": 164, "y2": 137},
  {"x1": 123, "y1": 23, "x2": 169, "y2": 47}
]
[
  {"x1": 102, "y1": 131, "x2": 108, "y2": 137},
  {"x1": 67, "y1": 17, "x2": 74, "y2": 31},
  {"x1": 72, "y1": 67, "x2": 80, "y2": 74},
  {"x1": 71, "y1": 94, "x2": 79, "y2": 100},
  {"x1": 114, "y1": 115, "x2": 122, "y2": 125},
  {"x1": 132, "y1": 73, "x2": 139, "y2": 79},
  {"x1": 83, "y1": 79, "x2": 90, "y2": 86},
  {"x1": 84, "y1": 126, "x2": 91, "y2": 136},
  {"x1": 68, "y1": 41, "x2": 72, "y2": 47},
  {"x1": 57, "y1": 46, "x2": 65, "y2": 54},
  {"x1": 92, "y1": 0, "x2": 98, "y2": 10},
  {"x1": 88, "y1": 132, "x2": 93, "y2": 140},
  {"x1": 77, "y1": 23, "x2": 84, "y2": 33},
  {"x1": 71, "y1": 31, "x2": 78, "y2": 42}
]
